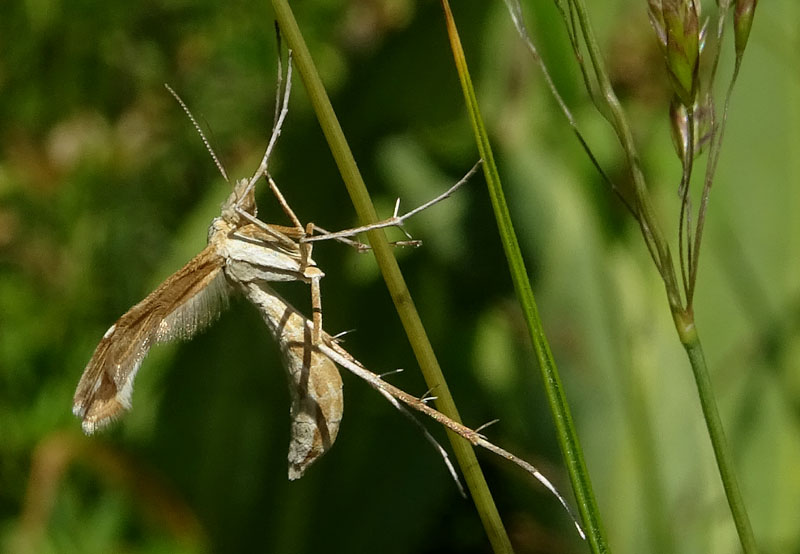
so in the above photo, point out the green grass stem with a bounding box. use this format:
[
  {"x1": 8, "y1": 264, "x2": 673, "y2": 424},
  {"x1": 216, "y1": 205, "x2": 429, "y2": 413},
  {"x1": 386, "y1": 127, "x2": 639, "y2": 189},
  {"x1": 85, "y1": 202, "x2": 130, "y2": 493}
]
[
  {"x1": 441, "y1": 2, "x2": 608, "y2": 552},
  {"x1": 563, "y1": 2, "x2": 758, "y2": 548},
  {"x1": 676, "y1": 314, "x2": 758, "y2": 552},
  {"x1": 269, "y1": 1, "x2": 514, "y2": 551}
]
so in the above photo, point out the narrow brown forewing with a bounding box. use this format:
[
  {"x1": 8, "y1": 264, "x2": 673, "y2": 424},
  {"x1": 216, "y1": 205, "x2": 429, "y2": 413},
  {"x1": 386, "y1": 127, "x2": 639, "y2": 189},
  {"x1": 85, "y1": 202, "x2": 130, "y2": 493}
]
[{"x1": 73, "y1": 246, "x2": 229, "y2": 434}]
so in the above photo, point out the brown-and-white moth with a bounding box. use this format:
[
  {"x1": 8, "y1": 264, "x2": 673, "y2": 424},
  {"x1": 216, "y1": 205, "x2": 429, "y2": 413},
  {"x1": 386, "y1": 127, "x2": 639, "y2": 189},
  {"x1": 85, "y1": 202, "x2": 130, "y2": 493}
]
[
  {"x1": 72, "y1": 169, "x2": 345, "y2": 477},
  {"x1": 71, "y1": 58, "x2": 464, "y2": 477},
  {"x1": 73, "y1": 57, "x2": 344, "y2": 477},
  {"x1": 72, "y1": 57, "x2": 584, "y2": 536}
]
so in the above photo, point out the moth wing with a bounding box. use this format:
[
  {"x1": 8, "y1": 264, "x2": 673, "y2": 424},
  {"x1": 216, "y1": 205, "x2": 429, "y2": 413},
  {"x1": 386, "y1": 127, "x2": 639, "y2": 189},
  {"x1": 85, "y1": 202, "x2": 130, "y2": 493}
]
[
  {"x1": 234, "y1": 277, "x2": 343, "y2": 479},
  {"x1": 73, "y1": 247, "x2": 230, "y2": 434},
  {"x1": 283, "y1": 337, "x2": 343, "y2": 479},
  {"x1": 155, "y1": 260, "x2": 230, "y2": 343}
]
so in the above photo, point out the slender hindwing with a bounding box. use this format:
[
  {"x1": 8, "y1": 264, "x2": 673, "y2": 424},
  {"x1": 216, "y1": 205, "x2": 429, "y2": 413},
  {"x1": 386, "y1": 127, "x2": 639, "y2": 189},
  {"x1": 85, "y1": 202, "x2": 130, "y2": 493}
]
[{"x1": 73, "y1": 246, "x2": 230, "y2": 434}]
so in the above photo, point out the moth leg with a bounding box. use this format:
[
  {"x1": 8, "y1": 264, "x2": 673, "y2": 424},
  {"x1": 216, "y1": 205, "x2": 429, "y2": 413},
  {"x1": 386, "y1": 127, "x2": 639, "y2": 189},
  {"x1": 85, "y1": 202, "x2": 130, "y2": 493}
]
[
  {"x1": 300, "y1": 221, "x2": 324, "y2": 345},
  {"x1": 236, "y1": 53, "x2": 294, "y2": 214},
  {"x1": 307, "y1": 223, "x2": 420, "y2": 252},
  {"x1": 267, "y1": 174, "x2": 305, "y2": 232},
  {"x1": 306, "y1": 223, "x2": 372, "y2": 251},
  {"x1": 232, "y1": 206, "x2": 299, "y2": 248},
  {"x1": 301, "y1": 160, "x2": 481, "y2": 247},
  {"x1": 310, "y1": 272, "x2": 323, "y2": 345}
]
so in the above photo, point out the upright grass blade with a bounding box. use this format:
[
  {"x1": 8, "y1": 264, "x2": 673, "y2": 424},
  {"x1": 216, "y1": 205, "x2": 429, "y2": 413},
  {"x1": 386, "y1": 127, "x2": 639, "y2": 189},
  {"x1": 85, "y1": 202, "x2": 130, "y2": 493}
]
[
  {"x1": 269, "y1": 1, "x2": 514, "y2": 551},
  {"x1": 506, "y1": 0, "x2": 756, "y2": 554},
  {"x1": 675, "y1": 313, "x2": 758, "y2": 552},
  {"x1": 440, "y1": 2, "x2": 608, "y2": 552}
]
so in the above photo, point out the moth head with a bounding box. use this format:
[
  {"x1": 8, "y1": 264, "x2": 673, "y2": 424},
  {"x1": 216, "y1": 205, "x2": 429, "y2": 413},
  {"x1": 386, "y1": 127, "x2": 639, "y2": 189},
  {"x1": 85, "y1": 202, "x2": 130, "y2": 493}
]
[
  {"x1": 220, "y1": 178, "x2": 257, "y2": 225},
  {"x1": 207, "y1": 216, "x2": 229, "y2": 244}
]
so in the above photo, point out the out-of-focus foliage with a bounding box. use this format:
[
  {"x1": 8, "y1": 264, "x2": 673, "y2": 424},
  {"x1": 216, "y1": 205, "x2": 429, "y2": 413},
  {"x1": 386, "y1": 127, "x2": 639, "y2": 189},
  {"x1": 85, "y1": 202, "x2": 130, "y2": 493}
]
[{"x1": 0, "y1": 1, "x2": 796, "y2": 552}]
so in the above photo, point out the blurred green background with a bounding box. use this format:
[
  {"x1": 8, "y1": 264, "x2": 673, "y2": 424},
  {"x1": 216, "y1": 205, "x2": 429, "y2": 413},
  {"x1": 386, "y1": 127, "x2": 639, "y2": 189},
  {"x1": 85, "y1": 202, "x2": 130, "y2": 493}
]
[{"x1": 1, "y1": 1, "x2": 797, "y2": 552}]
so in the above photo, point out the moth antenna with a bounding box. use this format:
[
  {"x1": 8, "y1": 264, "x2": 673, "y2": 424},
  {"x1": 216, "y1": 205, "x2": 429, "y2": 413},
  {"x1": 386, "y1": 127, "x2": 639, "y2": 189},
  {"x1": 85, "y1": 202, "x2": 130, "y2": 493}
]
[{"x1": 164, "y1": 83, "x2": 229, "y2": 183}]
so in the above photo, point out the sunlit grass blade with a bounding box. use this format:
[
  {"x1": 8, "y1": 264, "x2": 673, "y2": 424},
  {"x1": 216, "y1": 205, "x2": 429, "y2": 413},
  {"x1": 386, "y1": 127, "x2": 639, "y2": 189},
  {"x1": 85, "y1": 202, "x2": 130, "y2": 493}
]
[{"x1": 269, "y1": 1, "x2": 515, "y2": 551}]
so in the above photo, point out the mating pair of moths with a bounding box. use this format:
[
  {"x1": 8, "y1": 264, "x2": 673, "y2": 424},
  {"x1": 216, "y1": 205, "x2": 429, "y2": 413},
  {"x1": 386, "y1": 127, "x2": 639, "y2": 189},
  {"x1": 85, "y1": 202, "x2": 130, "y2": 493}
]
[{"x1": 71, "y1": 61, "x2": 582, "y2": 535}]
